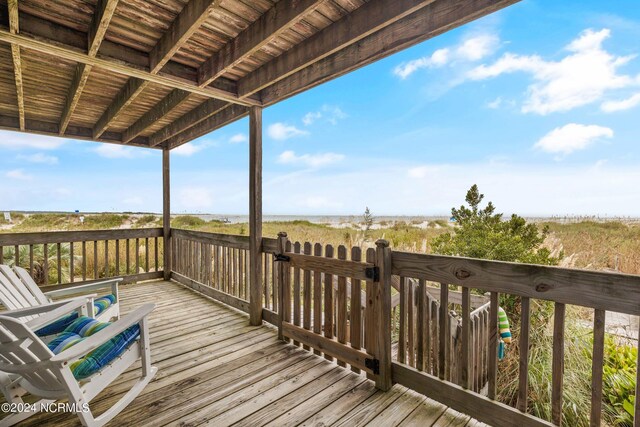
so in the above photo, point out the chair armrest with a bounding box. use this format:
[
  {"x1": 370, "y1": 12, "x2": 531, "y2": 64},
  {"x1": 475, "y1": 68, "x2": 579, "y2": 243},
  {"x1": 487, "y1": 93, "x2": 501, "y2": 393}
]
[
  {"x1": 1, "y1": 298, "x2": 88, "y2": 320},
  {"x1": 51, "y1": 303, "x2": 155, "y2": 363},
  {"x1": 44, "y1": 278, "x2": 122, "y2": 299}
]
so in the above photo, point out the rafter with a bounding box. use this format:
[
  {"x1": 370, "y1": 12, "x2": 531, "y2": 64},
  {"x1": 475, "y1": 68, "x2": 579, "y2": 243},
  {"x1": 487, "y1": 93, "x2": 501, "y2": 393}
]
[
  {"x1": 237, "y1": 0, "x2": 436, "y2": 98},
  {"x1": 59, "y1": 0, "x2": 119, "y2": 135},
  {"x1": 122, "y1": 89, "x2": 191, "y2": 143},
  {"x1": 166, "y1": 104, "x2": 249, "y2": 148},
  {"x1": 7, "y1": 0, "x2": 24, "y2": 130},
  {"x1": 94, "y1": 0, "x2": 221, "y2": 140},
  {"x1": 149, "y1": 98, "x2": 228, "y2": 146},
  {"x1": 197, "y1": 0, "x2": 325, "y2": 87}
]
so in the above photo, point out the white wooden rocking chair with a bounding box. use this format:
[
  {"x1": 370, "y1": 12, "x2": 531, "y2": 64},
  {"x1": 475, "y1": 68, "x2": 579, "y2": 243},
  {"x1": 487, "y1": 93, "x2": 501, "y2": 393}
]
[
  {"x1": 0, "y1": 264, "x2": 121, "y2": 325},
  {"x1": 0, "y1": 299, "x2": 156, "y2": 427}
]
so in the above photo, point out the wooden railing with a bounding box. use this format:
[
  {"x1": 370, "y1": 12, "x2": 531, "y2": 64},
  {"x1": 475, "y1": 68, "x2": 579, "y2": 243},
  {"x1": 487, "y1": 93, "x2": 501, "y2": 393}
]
[{"x1": 0, "y1": 228, "x2": 164, "y2": 289}]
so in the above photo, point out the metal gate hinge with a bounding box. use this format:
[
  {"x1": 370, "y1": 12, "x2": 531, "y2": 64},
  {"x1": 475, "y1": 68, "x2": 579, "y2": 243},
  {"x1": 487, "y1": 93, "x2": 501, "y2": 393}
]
[
  {"x1": 274, "y1": 254, "x2": 290, "y2": 262},
  {"x1": 365, "y1": 266, "x2": 380, "y2": 282}
]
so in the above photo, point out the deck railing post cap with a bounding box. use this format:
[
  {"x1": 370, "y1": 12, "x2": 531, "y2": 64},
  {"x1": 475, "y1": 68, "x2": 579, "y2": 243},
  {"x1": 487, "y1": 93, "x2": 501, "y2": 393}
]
[
  {"x1": 375, "y1": 239, "x2": 389, "y2": 248},
  {"x1": 277, "y1": 232, "x2": 288, "y2": 238}
]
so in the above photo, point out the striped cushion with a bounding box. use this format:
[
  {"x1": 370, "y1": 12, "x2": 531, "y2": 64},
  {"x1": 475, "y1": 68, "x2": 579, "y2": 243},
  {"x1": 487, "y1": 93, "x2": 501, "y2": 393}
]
[
  {"x1": 498, "y1": 306, "x2": 512, "y2": 343},
  {"x1": 35, "y1": 294, "x2": 116, "y2": 337},
  {"x1": 47, "y1": 316, "x2": 139, "y2": 380}
]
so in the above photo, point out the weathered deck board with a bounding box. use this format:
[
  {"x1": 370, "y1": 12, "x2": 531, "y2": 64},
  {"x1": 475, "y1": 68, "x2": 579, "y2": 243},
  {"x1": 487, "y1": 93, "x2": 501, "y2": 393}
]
[{"x1": 13, "y1": 280, "x2": 480, "y2": 427}]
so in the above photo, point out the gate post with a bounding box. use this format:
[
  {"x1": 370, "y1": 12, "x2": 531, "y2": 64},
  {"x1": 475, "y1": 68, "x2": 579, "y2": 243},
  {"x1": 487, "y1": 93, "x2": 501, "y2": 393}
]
[
  {"x1": 374, "y1": 239, "x2": 393, "y2": 391},
  {"x1": 276, "y1": 232, "x2": 288, "y2": 341}
]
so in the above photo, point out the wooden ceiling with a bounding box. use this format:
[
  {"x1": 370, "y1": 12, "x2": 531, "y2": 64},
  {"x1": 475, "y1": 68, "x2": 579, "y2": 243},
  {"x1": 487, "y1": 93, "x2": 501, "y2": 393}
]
[{"x1": 0, "y1": 0, "x2": 518, "y2": 150}]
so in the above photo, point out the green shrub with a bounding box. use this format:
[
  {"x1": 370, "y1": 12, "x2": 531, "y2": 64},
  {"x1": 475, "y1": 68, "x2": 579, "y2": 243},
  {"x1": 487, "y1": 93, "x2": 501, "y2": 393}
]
[
  {"x1": 603, "y1": 336, "x2": 637, "y2": 426},
  {"x1": 137, "y1": 214, "x2": 158, "y2": 225},
  {"x1": 172, "y1": 215, "x2": 206, "y2": 228}
]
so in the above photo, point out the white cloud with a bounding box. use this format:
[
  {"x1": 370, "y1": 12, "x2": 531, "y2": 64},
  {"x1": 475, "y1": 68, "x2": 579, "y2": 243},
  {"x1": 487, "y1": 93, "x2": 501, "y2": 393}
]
[
  {"x1": 487, "y1": 97, "x2": 503, "y2": 109},
  {"x1": 534, "y1": 123, "x2": 613, "y2": 155},
  {"x1": 173, "y1": 143, "x2": 204, "y2": 156},
  {"x1": 394, "y1": 33, "x2": 499, "y2": 79},
  {"x1": 601, "y1": 92, "x2": 640, "y2": 112},
  {"x1": 277, "y1": 151, "x2": 345, "y2": 168},
  {"x1": 267, "y1": 123, "x2": 309, "y2": 140},
  {"x1": 407, "y1": 166, "x2": 440, "y2": 178},
  {"x1": 468, "y1": 29, "x2": 639, "y2": 114},
  {"x1": 301, "y1": 105, "x2": 348, "y2": 126},
  {"x1": 229, "y1": 133, "x2": 247, "y2": 144},
  {"x1": 0, "y1": 131, "x2": 68, "y2": 150},
  {"x1": 302, "y1": 112, "x2": 322, "y2": 126},
  {"x1": 94, "y1": 144, "x2": 148, "y2": 159},
  {"x1": 17, "y1": 153, "x2": 58, "y2": 165},
  {"x1": 5, "y1": 169, "x2": 33, "y2": 180}
]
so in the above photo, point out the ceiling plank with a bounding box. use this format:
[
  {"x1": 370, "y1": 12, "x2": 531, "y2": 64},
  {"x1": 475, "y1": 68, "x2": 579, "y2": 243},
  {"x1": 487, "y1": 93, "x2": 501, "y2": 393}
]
[
  {"x1": 166, "y1": 104, "x2": 249, "y2": 148},
  {"x1": 149, "y1": 98, "x2": 228, "y2": 146},
  {"x1": 7, "y1": 0, "x2": 24, "y2": 131},
  {"x1": 236, "y1": 0, "x2": 437, "y2": 98},
  {"x1": 260, "y1": 0, "x2": 520, "y2": 105},
  {"x1": 0, "y1": 30, "x2": 259, "y2": 106},
  {"x1": 198, "y1": 0, "x2": 325, "y2": 87},
  {"x1": 96, "y1": 0, "x2": 222, "y2": 139},
  {"x1": 150, "y1": 0, "x2": 221, "y2": 74},
  {"x1": 122, "y1": 89, "x2": 191, "y2": 143},
  {"x1": 59, "y1": 0, "x2": 119, "y2": 135}
]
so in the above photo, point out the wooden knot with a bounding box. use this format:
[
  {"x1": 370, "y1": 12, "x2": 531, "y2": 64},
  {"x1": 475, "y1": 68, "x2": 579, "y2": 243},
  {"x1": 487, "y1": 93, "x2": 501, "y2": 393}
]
[
  {"x1": 455, "y1": 269, "x2": 471, "y2": 280},
  {"x1": 535, "y1": 283, "x2": 551, "y2": 292}
]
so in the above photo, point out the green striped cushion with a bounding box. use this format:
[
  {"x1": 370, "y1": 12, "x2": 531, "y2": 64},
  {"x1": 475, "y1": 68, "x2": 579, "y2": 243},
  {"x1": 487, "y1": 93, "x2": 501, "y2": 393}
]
[
  {"x1": 47, "y1": 316, "x2": 139, "y2": 380},
  {"x1": 36, "y1": 294, "x2": 116, "y2": 337},
  {"x1": 498, "y1": 306, "x2": 511, "y2": 343}
]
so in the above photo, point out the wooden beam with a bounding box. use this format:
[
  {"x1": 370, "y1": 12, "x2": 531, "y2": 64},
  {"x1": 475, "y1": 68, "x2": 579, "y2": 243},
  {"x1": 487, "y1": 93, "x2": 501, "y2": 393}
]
[
  {"x1": 166, "y1": 104, "x2": 249, "y2": 149},
  {"x1": 151, "y1": 0, "x2": 220, "y2": 73},
  {"x1": 261, "y1": 0, "x2": 520, "y2": 105},
  {"x1": 248, "y1": 106, "x2": 263, "y2": 326},
  {"x1": 163, "y1": 147, "x2": 171, "y2": 280},
  {"x1": 59, "y1": 0, "x2": 119, "y2": 135},
  {"x1": 149, "y1": 98, "x2": 228, "y2": 146},
  {"x1": 7, "y1": 0, "x2": 24, "y2": 130},
  {"x1": 122, "y1": 89, "x2": 191, "y2": 143},
  {"x1": 95, "y1": 0, "x2": 222, "y2": 140},
  {"x1": 0, "y1": 29, "x2": 259, "y2": 107},
  {"x1": 198, "y1": 0, "x2": 324, "y2": 87},
  {"x1": 237, "y1": 0, "x2": 436, "y2": 98},
  {"x1": 0, "y1": 115, "x2": 153, "y2": 148}
]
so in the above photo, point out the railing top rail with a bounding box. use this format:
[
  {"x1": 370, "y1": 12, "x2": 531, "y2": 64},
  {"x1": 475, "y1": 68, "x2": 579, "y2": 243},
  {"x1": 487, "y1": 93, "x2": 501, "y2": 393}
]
[
  {"x1": 0, "y1": 227, "x2": 163, "y2": 246},
  {"x1": 391, "y1": 251, "x2": 640, "y2": 316},
  {"x1": 171, "y1": 228, "x2": 250, "y2": 250}
]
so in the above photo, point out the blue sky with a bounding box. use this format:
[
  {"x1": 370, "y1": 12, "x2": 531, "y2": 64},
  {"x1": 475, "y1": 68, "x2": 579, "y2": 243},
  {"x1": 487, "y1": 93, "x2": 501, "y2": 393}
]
[{"x1": 2, "y1": 0, "x2": 640, "y2": 216}]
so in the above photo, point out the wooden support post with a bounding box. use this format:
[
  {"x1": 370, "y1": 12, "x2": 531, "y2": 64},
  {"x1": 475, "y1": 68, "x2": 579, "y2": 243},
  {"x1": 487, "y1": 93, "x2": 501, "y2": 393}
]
[
  {"x1": 375, "y1": 239, "x2": 393, "y2": 391},
  {"x1": 249, "y1": 106, "x2": 263, "y2": 326},
  {"x1": 162, "y1": 147, "x2": 171, "y2": 280}
]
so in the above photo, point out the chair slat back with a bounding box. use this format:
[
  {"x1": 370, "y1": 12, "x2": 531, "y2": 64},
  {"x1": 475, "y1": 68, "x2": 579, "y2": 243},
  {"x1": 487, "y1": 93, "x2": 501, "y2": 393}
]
[
  {"x1": 13, "y1": 266, "x2": 49, "y2": 304},
  {"x1": 0, "y1": 315, "x2": 62, "y2": 392},
  {"x1": 0, "y1": 266, "x2": 32, "y2": 310}
]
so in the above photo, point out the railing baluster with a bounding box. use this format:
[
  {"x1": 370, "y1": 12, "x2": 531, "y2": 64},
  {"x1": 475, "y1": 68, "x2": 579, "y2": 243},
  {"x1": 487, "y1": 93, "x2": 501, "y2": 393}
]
[
  {"x1": 135, "y1": 238, "x2": 140, "y2": 274},
  {"x1": 461, "y1": 286, "x2": 471, "y2": 389},
  {"x1": 312, "y1": 243, "x2": 322, "y2": 356},
  {"x1": 399, "y1": 276, "x2": 407, "y2": 364},
  {"x1": 417, "y1": 278, "x2": 426, "y2": 372},
  {"x1": 93, "y1": 240, "x2": 98, "y2": 279},
  {"x1": 56, "y1": 243, "x2": 61, "y2": 284},
  {"x1": 323, "y1": 244, "x2": 334, "y2": 362},
  {"x1": 104, "y1": 240, "x2": 109, "y2": 278},
  {"x1": 518, "y1": 296, "x2": 531, "y2": 412},
  {"x1": 43, "y1": 243, "x2": 48, "y2": 286},
  {"x1": 439, "y1": 283, "x2": 449, "y2": 380},
  {"x1": 82, "y1": 241, "x2": 87, "y2": 280},
  {"x1": 126, "y1": 239, "x2": 130, "y2": 275},
  {"x1": 552, "y1": 302, "x2": 566, "y2": 426},
  {"x1": 408, "y1": 279, "x2": 415, "y2": 368},
  {"x1": 14, "y1": 244, "x2": 19, "y2": 267},
  {"x1": 29, "y1": 244, "x2": 34, "y2": 276},
  {"x1": 0, "y1": 245, "x2": 3, "y2": 264},
  {"x1": 365, "y1": 247, "x2": 376, "y2": 379},
  {"x1": 115, "y1": 239, "x2": 120, "y2": 275},
  {"x1": 70, "y1": 242, "x2": 75, "y2": 283},
  {"x1": 589, "y1": 309, "x2": 605, "y2": 426},
  {"x1": 350, "y1": 246, "x2": 362, "y2": 374},
  {"x1": 293, "y1": 242, "x2": 301, "y2": 347},
  {"x1": 155, "y1": 237, "x2": 159, "y2": 272},
  {"x1": 303, "y1": 242, "x2": 312, "y2": 351},
  {"x1": 336, "y1": 245, "x2": 347, "y2": 367},
  {"x1": 145, "y1": 237, "x2": 149, "y2": 273},
  {"x1": 488, "y1": 292, "x2": 499, "y2": 399},
  {"x1": 635, "y1": 321, "x2": 640, "y2": 427}
]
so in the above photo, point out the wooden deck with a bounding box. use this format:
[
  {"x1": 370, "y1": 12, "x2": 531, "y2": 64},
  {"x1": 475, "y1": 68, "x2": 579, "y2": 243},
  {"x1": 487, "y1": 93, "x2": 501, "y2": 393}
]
[{"x1": 15, "y1": 279, "x2": 486, "y2": 427}]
